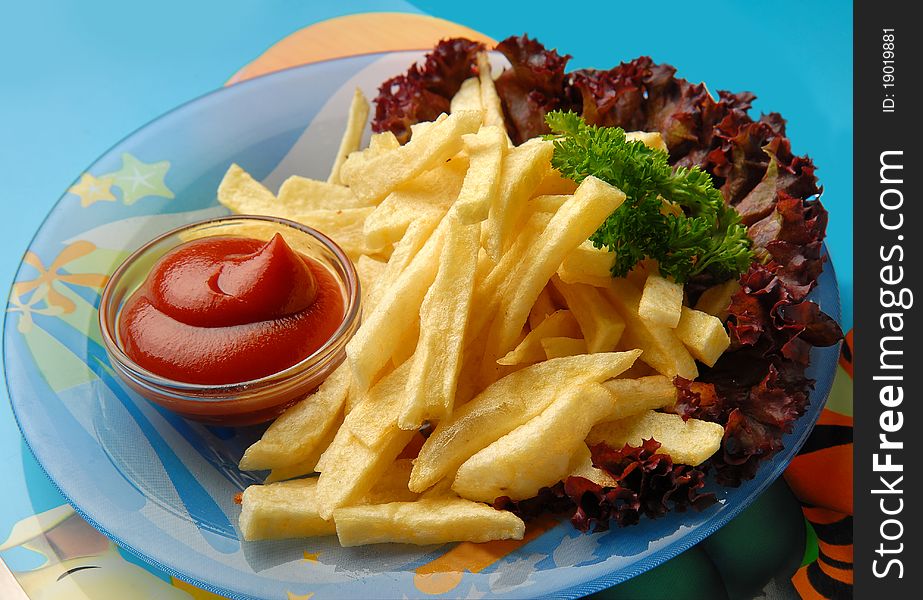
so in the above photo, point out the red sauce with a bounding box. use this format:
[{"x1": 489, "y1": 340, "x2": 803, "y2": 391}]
[{"x1": 119, "y1": 234, "x2": 344, "y2": 385}]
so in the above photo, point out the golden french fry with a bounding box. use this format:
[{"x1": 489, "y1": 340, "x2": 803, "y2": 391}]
[
  {"x1": 292, "y1": 206, "x2": 378, "y2": 260},
  {"x1": 694, "y1": 279, "x2": 740, "y2": 321},
  {"x1": 531, "y1": 194, "x2": 569, "y2": 214},
  {"x1": 625, "y1": 131, "x2": 668, "y2": 153},
  {"x1": 586, "y1": 410, "x2": 724, "y2": 466},
  {"x1": 368, "y1": 214, "x2": 441, "y2": 309},
  {"x1": 541, "y1": 336, "x2": 587, "y2": 360},
  {"x1": 552, "y1": 276, "x2": 625, "y2": 352},
  {"x1": 264, "y1": 410, "x2": 343, "y2": 483},
  {"x1": 217, "y1": 163, "x2": 275, "y2": 214},
  {"x1": 558, "y1": 241, "x2": 615, "y2": 288},
  {"x1": 481, "y1": 176, "x2": 626, "y2": 375},
  {"x1": 334, "y1": 498, "x2": 524, "y2": 547},
  {"x1": 528, "y1": 285, "x2": 559, "y2": 329},
  {"x1": 369, "y1": 131, "x2": 400, "y2": 153},
  {"x1": 363, "y1": 157, "x2": 466, "y2": 249},
  {"x1": 534, "y1": 169, "x2": 578, "y2": 196},
  {"x1": 603, "y1": 278, "x2": 698, "y2": 379},
  {"x1": 278, "y1": 176, "x2": 370, "y2": 211},
  {"x1": 356, "y1": 255, "x2": 387, "y2": 311},
  {"x1": 463, "y1": 211, "x2": 553, "y2": 365},
  {"x1": 346, "y1": 215, "x2": 448, "y2": 392},
  {"x1": 453, "y1": 383, "x2": 613, "y2": 502},
  {"x1": 239, "y1": 478, "x2": 337, "y2": 541},
  {"x1": 455, "y1": 125, "x2": 506, "y2": 224},
  {"x1": 498, "y1": 309, "x2": 580, "y2": 366},
  {"x1": 477, "y1": 52, "x2": 505, "y2": 129},
  {"x1": 483, "y1": 138, "x2": 554, "y2": 260},
  {"x1": 410, "y1": 350, "x2": 641, "y2": 493},
  {"x1": 638, "y1": 274, "x2": 684, "y2": 328},
  {"x1": 674, "y1": 307, "x2": 731, "y2": 367},
  {"x1": 450, "y1": 77, "x2": 482, "y2": 114},
  {"x1": 314, "y1": 362, "x2": 417, "y2": 519},
  {"x1": 400, "y1": 215, "x2": 480, "y2": 429},
  {"x1": 603, "y1": 375, "x2": 678, "y2": 420},
  {"x1": 239, "y1": 364, "x2": 350, "y2": 471},
  {"x1": 341, "y1": 110, "x2": 481, "y2": 204},
  {"x1": 328, "y1": 88, "x2": 370, "y2": 185},
  {"x1": 567, "y1": 443, "x2": 618, "y2": 487},
  {"x1": 361, "y1": 459, "x2": 420, "y2": 504},
  {"x1": 615, "y1": 361, "x2": 658, "y2": 379}
]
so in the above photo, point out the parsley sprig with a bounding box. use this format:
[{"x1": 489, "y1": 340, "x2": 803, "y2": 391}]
[{"x1": 544, "y1": 111, "x2": 753, "y2": 283}]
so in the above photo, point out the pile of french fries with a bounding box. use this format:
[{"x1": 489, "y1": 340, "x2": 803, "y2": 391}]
[{"x1": 218, "y1": 55, "x2": 735, "y2": 547}]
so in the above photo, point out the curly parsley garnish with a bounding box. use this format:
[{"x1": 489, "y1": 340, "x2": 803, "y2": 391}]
[{"x1": 544, "y1": 111, "x2": 753, "y2": 283}]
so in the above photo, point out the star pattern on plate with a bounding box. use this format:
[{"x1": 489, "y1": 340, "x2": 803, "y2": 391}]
[
  {"x1": 302, "y1": 550, "x2": 320, "y2": 562},
  {"x1": 68, "y1": 173, "x2": 117, "y2": 207},
  {"x1": 109, "y1": 153, "x2": 174, "y2": 205}
]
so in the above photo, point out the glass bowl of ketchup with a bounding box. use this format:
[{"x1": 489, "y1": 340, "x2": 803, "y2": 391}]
[{"x1": 98, "y1": 215, "x2": 361, "y2": 425}]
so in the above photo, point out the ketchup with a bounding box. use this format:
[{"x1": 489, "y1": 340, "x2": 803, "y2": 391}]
[{"x1": 119, "y1": 234, "x2": 344, "y2": 384}]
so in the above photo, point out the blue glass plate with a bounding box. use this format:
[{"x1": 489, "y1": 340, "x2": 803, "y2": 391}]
[{"x1": 3, "y1": 52, "x2": 841, "y2": 600}]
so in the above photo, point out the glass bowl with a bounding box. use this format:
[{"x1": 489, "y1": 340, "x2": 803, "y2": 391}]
[{"x1": 98, "y1": 215, "x2": 361, "y2": 425}]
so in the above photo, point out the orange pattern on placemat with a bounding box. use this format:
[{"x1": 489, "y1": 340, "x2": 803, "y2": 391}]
[
  {"x1": 413, "y1": 514, "x2": 559, "y2": 595},
  {"x1": 788, "y1": 329, "x2": 853, "y2": 599},
  {"x1": 226, "y1": 13, "x2": 495, "y2": 85}
]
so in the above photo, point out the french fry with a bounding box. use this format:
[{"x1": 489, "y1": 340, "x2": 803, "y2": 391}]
[
  {"x1": 346, "y1": 216, "x2": 448, "y2": 392},
  {"x1": 217, "y1": 164, "x2": 275, "y2": 214},
  {"x1": 541, "y1": 336, "x2": 587, "y2": 360},
  {"x1": 534, "y1": 168, "x2": 578, "y2": 196},
  {"x1": 410, "y1": 350, "x2": 641, "y2": 493},
  {"x1": 551, "y1": 276, "x2": 625, "y2": 352},
  {"x1": 477, "y1": 52, "x2": 505, "y2": 129},
  {"x1": 625, "y1": 131, "x2": 668, "y2": 153},
  {"x1": 278, "y1": 176, "x2": 370, "y2": 211},
  {"x1": 674, "y1": 307, "x2": 731, "y2": 367},
  {"x1": 483, "y1": 138, "x2": 554, "y2": 260},
  {"x1": 528, "y1": 285, "x2": 559, "y2": 329},
  {"x1": 292, "y1": 206, "x2": 378, "y2": 260},
  {"x1": 531, "y1": 194, "x2": 569, "y2": 214},
  {"x1": 264, "y1": 410, "x2": 342, "y2": 483},
  {"x1": 241, "y1": 460, "x2": 419, "y2": 541},
  {"x1": 558, "y1": 241, "x2": 616, "y2": 288},
  {"x1": 239, "y1": 364, "x2": 350, "y2": 471},
  {"x1": 400, "y1": 214, "x2": 480, "y2": 429},
  {"x1": 603, "y1": 278, "x2": 698, "y2": 379},
  {"x1": 586, "y1": 410, "x2": 724, "y2": 466},
  {"x1": 694, "y1": 279, "x2": 740, "y2": 321},
  {"x1": 567, "y1": 443, "x2": 618, "y2": 487},
  {"x1": 328, "y1": 88, "x2": 370, "y2": 185},
  {"x1": 463, "y1": 211, "x2": 553, "y2": 359},
  {"x1": 239, "y1": 478, "x2": 337, "y2": 541},
  {"x1": 369, "y1": 131, "x2": 400, "y2": 153},
  {"x1": 481, "y1": 176, "x2": 626, "y2": 376},
  {"x1": 363, "y1": 158, "x2": 466, "y2": 249},
  {"x1": 455, "y1": 125, "x2": 506, "y2": 224},
  {"x1": 453, "y1": 383, "x2": 613, "y2": 502},
  {"x1": 602, "y1": 375, "x2": 678, "y2": 420},
  {"x1": 340, "y1": 110, "x2": 481, "y2": 204},
  {"x1": 334, "y1": 498, "x2": 524, "y2": 546},
  {"x1": 498, "y1": 309, "x2": 580, "y2": 366},
  {"x1": 368, "y1": 215, "x2": 441, "y2": 309},
  {"x1": 314, "y1": 362, "x2": 417, "y2": 519},
  {"x1": 356, "y1": 255, "x2": 387, "y2": 311},
  {"x1": 638, "y1": 274, "x2": 684, "y2": 328},
  {"x1": 361, "y1": 459, "x2": 420, "y2": 504},
  {"x1": 450, "y1": 77, "x2": 482, "y2": 114}
]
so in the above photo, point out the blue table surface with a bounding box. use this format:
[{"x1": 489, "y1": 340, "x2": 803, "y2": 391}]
[{"x1": 1, "y1": 0, "x2": 852, "y2": 556}]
